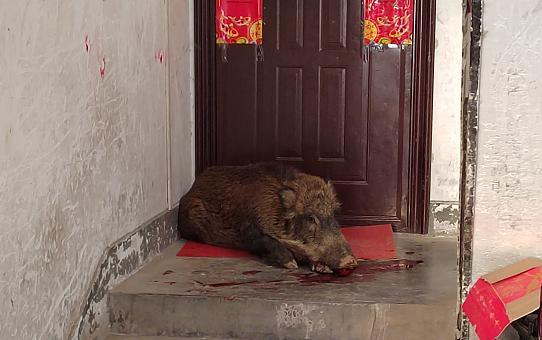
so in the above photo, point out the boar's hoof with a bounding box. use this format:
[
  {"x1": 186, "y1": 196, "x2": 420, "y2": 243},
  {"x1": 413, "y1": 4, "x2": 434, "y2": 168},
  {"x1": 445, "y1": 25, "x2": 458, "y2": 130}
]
[
  {"x1": 311, "y1": 262, "x2": 333, "y2": 274},
  {"x1": 284, "y1": 260, "x2": 298, "y2": 269},
  {"x1": 339, "y1": 255, "x2": 359, "y2": 270}
]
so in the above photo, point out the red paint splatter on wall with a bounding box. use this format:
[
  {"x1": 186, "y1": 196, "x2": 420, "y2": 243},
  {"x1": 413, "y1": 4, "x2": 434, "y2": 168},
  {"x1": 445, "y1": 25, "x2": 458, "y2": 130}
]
[
  {"x1": 84, "y1": 35, "x2": 91, "y2": 53},
  {"x1": 154, "y1": 50, "x2": 165, "y2": 64},
  {"x1": 99, "y1": 57, "x2": 106, "y2": 78}
]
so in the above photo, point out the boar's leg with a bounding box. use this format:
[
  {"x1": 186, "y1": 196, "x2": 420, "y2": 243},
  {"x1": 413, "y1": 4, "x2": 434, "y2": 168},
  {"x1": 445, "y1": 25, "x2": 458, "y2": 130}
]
[{"x1": 239, "y1": 221, "x2": 298, "y2": 269}]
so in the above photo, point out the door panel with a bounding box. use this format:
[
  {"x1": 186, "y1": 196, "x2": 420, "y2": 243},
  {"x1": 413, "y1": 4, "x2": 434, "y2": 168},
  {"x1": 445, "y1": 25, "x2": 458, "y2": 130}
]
[
  {"x1": 216, "y1": 47, "x2": 258, "y2": 165},
  {"x1": 318, "y1": 67, "x2": 346, "y2": 160},
  {"x1": 337, "y1": 47, "x2": 412, "y2": 226},
  {"x1": 216, "y1": 0, "x2": 413, "y2": 231},
  {"x1": 276, "y1": 67, "x2": 303, "y2": 160},
  {"x1": 277, "y1": 0, "x2": 304, "y2": 50},
  {"x1": 320, "y1": 0, "x2": 347, "y2": 50}
]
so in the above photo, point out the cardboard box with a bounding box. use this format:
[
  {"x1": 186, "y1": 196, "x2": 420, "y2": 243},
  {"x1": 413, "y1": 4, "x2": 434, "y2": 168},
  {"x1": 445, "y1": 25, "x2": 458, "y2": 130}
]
[{"x1": 463, "y1": 258, "x2": 542, "y2": 340}]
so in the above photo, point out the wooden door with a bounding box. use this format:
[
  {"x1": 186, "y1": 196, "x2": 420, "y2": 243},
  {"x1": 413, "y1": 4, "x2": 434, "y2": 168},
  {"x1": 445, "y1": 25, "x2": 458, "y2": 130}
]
[{"x1": 197, "y1": 0, "x2": 435, "y2": 233}]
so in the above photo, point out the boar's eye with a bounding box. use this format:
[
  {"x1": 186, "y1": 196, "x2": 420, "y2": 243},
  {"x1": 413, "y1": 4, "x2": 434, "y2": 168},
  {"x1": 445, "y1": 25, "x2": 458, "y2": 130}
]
[
  {"x1": 309, "y1": 215, "x2": 319, "y2": 225},
  {"x1": 302, "y1": 223, "x2": 317, "y2": 244}
]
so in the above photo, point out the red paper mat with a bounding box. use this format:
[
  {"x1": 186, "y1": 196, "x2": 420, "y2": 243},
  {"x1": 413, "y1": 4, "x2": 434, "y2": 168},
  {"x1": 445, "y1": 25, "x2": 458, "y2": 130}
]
[
  {"x1": 341, "y1": 225, "x2": 397, "y2": 260},
  {"x1": 177, "y1": 224, "x2": 396, "y2": 260}
]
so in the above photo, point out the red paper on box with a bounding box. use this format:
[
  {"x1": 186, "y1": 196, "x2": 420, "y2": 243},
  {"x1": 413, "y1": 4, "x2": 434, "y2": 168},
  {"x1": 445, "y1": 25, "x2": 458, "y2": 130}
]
[
  {"x1": 463, "y1": 258, "x2": 542, "y2": 340},
  {"x1": 216, "y1": 0, "x2": 262, "y2": 45}
]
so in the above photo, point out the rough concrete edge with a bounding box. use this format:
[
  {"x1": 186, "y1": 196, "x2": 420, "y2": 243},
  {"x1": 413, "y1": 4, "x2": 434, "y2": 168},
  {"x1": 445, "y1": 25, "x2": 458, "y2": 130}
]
[
  {"x1": 458, "y1": 0, "x2": 482, "y2": 338},
  {"x1": 71, "y1": 206, "x2": 179, "y2": 340},
  {"x1": 429, "y1": 201, "x2": 460, "y2": 236},
  {"x1": 108, "y1": 293, "x2": 456, "y2": 339}
]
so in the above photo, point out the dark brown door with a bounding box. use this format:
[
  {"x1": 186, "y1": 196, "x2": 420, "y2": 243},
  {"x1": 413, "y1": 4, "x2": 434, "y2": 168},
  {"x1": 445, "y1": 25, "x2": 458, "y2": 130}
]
[{"x1": 214, "y1": 1, "x2": 415, "y2": 231}]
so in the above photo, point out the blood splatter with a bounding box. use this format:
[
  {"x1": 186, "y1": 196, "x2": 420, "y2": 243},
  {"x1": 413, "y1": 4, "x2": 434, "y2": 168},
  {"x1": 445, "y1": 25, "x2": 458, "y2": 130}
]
[
  {"x1": 242, "y1": 270, "x2": 261, "y2": 275},
  {"x1": 207, "y1": 280, "x2": 258, "y2": 288},
  {"x1": 163, "y1": 281, "x2": 176, "y2": 285},
  {"x1": 336, "y1": 268, "x2": 354, "y2": 277},
  {"x1": 99, "y1": 57, "x2": 106, "y2": 78},
  {"x1": 154, "y1": 50, "x2": 165, "y2": 64},
  {"x1": 84, "y1": 35, "x2": 91, "y2": 53},
  {"x1": 357, "y1": 259, "x2": 422, "y2": 272},
  {"x1": 188, "y1": 259, "x2": 422, "y2": 290},
  {"x1": 193, "y1": 278, "x2": 287, "y2": 289},
  {"x1": 288, "y1": 259, "x2": 423, "y2": 286}
]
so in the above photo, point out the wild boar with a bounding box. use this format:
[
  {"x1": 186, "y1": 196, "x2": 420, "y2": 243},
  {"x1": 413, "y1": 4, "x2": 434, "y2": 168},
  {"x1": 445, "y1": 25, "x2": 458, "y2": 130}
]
[{"x1": 178, "y1": 162, "x2": 358, "y2": 274}]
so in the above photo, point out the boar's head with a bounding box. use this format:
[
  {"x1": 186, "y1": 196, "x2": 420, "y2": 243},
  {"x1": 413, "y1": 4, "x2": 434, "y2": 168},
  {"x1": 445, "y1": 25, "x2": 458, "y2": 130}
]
[{"x1": 278, "y1": 174, "x2": 358, "y2": 274}]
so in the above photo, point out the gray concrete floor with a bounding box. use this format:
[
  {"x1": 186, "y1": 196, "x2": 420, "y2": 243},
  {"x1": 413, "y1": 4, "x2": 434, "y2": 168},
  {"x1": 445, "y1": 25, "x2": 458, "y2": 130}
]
[
  {"x1": 109, "y1": 234, "x2": 459, "y2": 340},
  {"x1": 107, "y1": 336, "x2": 233, "y2": 340}
]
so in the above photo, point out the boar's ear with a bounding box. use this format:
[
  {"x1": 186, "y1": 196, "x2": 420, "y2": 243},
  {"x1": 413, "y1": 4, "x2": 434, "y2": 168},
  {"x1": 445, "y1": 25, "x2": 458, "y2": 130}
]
[
  {"x1": 327, "y1": 180, "x2": 338, "y2": 195},
  {"x1": 278, "y1": 188, "x2": 297, "y2": 210}
]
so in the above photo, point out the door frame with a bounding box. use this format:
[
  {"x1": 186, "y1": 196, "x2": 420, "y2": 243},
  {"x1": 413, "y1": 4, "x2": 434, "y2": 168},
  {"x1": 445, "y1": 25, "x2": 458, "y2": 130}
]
[
  {"x1": 457, "y1": 0, "x2": 482, "y2": 336},
  {"x1": 194, "y1": 0, "x2": 436, "y2": 234}
]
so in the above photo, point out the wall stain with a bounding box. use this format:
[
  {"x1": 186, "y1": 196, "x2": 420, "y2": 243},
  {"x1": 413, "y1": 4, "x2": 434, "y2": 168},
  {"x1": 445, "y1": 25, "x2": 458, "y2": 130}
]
[
  {"x1": 433, "y1": 203, "x2": 460, "y2": 225},
  {"x1": 430, "y1": 201, "x2": 459, "y2": 235},
  {"x1": 4, "y1": 127, "x2": 12, "y2": 145}
]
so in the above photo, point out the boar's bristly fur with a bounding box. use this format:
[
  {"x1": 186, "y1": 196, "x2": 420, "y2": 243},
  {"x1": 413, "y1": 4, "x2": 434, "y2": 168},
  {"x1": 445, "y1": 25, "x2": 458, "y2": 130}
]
[{"x1": 178, "y1": 162, "x2": 358, "y2": 273}]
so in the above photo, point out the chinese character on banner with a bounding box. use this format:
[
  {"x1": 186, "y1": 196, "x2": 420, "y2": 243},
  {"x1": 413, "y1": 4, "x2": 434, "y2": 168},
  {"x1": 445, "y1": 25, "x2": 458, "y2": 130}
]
[
  {"x1": 216, "y1": 0, "x2": 263, "y2": 45},
  {"x1": 364, "y1": 0, "x2": 414, "y2": 45}
]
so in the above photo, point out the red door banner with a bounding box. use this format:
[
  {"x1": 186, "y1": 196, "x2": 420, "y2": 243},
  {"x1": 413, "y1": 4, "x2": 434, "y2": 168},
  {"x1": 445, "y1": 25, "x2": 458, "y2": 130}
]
[
  {"x1": 364, "y1": 0, "x2": 414, "y2": 45},
  {"x1": 216, "y1": 0, "x2": 263, "y2": 45}
]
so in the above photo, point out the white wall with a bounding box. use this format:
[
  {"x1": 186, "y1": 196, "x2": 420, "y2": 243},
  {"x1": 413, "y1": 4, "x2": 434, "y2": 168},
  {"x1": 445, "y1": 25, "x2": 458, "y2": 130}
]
[
  {"x1": 169, "y1": 0, "x2": 195, "y2": 205},
  {"x1": 473, "y1": 0, "x2": 542, "y2": 278},
  {"x1": 0, "y1": 1, "x2": 193, "y2": 338},
  {"x1": 431, "y1": 0, "x2": 463, "y2": 203},
  {"x1": 429, "y1": 0, "x2": 463, "y2": 236}
]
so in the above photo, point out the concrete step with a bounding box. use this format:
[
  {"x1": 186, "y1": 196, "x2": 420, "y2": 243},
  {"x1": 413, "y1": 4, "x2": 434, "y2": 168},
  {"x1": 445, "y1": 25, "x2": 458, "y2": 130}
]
[
  {"x1": 109, "y1": 235, "x2": 458, "y2": 340},
  {"x1": 107, "y1": 335, "x2": 235, "y2": 340}
]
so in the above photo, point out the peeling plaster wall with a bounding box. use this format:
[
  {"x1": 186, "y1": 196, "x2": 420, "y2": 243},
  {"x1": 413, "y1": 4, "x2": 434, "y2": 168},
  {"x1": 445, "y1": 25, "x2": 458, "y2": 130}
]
[
  {"x1": 473, "y1": 0, "x2": 542, "y2": 279},
  {"x1": 0, "y1": 1, "x2": 194, "y2": 339},
  {"x1": 429, "y1": 202, "x2": 459, "y2": 236},
  {"x1": 431, "y1": 0, "x2": 463, "y2": 203}
]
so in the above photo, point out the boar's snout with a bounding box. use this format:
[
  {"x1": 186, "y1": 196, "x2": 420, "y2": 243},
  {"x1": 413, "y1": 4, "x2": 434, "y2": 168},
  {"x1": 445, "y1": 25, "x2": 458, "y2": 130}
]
[
  {"x1": 317, "y1": 219, "x2": 358, "y2": 272},
  {"x1": 320, "y1": 238, "x2": 358, "y2": 272},
  {"x1": 282, "y1": 214, "x2": 359, "y2": 274}
]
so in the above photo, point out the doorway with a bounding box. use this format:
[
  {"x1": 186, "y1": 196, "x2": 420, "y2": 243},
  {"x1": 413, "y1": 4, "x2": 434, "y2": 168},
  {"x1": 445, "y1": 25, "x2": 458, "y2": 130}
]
[{"x1": 194, "y1": 0, "x2": 436, "y2": 234}]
